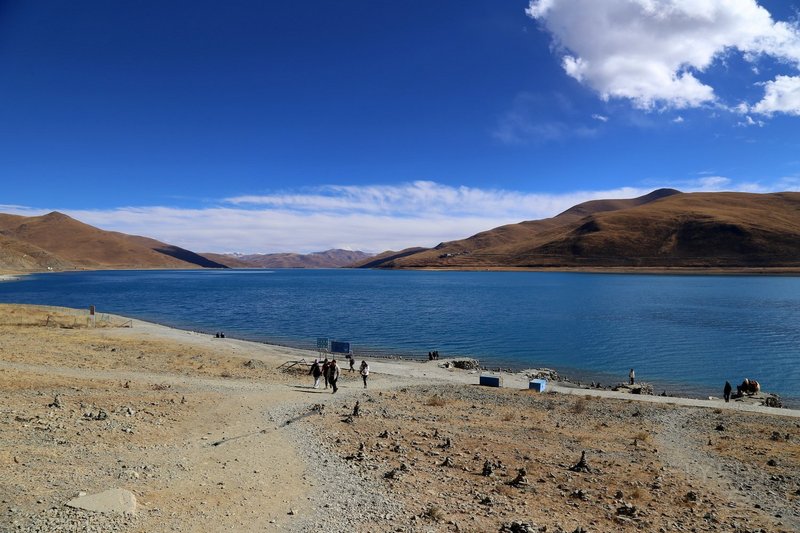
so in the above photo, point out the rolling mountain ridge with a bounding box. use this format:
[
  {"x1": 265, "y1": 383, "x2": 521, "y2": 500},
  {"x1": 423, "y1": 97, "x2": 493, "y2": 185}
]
[
  {"x1": 0, "y1": 212, "x2": 227, "y2": 272},
  {"x1": 205, "y1": 249, "x2": 373, "y2": 269},
  {"x1": 358, "y1": 190, "x2": 800, "y2": 270}
]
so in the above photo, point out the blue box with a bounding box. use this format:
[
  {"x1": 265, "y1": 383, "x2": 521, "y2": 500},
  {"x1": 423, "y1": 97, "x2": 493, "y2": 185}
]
[
  {"x1": 529, "y1": 379, "x2": 547, "y2": 392},
  {"x1": 479, "y1": 374, "x2": 503, "y2": 387}
]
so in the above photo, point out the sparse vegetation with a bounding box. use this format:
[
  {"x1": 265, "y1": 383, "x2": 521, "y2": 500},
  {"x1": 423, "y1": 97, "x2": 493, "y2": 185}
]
[{"x1": 425, "y1": 395, "x2": 446, "y2": 407}]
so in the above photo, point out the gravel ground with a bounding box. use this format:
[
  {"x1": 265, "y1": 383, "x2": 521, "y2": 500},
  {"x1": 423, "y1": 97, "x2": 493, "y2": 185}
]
[{"x1": 263, "y1": 400, "x2": 407, "y2": 532}]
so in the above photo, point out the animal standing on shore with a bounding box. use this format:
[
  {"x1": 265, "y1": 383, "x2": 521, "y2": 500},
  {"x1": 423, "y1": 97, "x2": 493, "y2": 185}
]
[{"x1": 737, "y1": 378, "x2": 760, "y2": 396}]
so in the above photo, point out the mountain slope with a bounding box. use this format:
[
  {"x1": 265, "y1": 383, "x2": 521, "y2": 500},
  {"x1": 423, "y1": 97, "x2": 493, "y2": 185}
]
[
  {"x1": 206, "y1": 249, "x2": 373, "y2": 268},
  {"x1": 363, "y1": 190, "x2": 800, "y2": 269},
  {"x1": 0, "y1": 212, "x2": 227, "y2": 271}
]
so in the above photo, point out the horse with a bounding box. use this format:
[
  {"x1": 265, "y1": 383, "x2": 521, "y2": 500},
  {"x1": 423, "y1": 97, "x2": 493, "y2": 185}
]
[{"x1": 736, "y1": 378, "x2": 761, "y2": 396}]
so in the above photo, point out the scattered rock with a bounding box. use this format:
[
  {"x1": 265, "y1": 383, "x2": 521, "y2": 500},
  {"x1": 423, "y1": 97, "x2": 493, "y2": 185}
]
[
  {"x1": 764, "y1": 395, "x2": 782, "y2": 408},
  {"x1": 571, "y1": 489, "x2": 589, "y2": 501},
  {"x1": 443, "y1": 359, "x2": 481, "y2": 370},
  {"x1": 570, "y1": 451, "x2": 591, "y2": 473},
  {"x1": 84, "y1": 408, "x2": 109, "y2": 421},
  {"x1": 65, "y1": 488, "x2": 137, "y2": 515},
  {"x1": 47, "y1": 394, "x2": 62, "y2": 409},
  {"x1": 499, "y1": 521, "x2": 537, "y2": 533},
  {"x1": 617, "y1": 502, "x2": 638, "y2": 517},
  {"x1": 508, "y1": 467, "x2": 529, "y2": 488}
]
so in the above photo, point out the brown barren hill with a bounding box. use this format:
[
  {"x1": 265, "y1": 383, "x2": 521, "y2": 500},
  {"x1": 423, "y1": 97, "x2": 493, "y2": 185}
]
[
  {"x1": 364, "y1": 190, "x2": 800, "y2": 270},
  {"x1": 0, "y1": 211, "x2": 227, "y2": 271}
]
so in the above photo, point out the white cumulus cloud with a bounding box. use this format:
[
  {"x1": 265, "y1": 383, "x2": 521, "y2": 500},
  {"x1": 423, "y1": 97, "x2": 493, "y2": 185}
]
[
  {"x1": 526, "y1": 0, "x2": 800, "y2": 114},
  {"x1": 751, "y1": 75, "x2": 800, "y2": 115}
]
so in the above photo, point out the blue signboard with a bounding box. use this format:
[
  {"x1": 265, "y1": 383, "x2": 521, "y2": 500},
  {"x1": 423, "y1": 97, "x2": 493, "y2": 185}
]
[{"x1": 330, "y1": 341, "x2": 351, "y2": 354}]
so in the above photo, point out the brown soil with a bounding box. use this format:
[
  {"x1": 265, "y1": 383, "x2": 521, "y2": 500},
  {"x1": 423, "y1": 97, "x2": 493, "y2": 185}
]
[{"x1": 1, "y1": 304, "x2": 798, "y2": 532}]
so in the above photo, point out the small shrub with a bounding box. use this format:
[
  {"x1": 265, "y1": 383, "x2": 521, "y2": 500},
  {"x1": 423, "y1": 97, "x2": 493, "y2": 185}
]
[
  {"x1": 425, "y1": 504, "x2": 444, "y2": 521},
  {"x1": 571, "y1": 398, "x2": 587, "y2": 414},
  {"x1": 426, "y1": 395, "x2": 446, "y2": 407}
]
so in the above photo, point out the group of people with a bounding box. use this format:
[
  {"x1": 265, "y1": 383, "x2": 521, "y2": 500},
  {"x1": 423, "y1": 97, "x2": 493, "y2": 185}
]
[
  {"x1": 309, "y1": 357, "x2": 370, "y2": 392},
  {"x1": 723, "y1": 378, "x2": 761, "y2": 402},
  {"x1": 213, "y1": 332, "x2": 226, "y2": 338},
  {"x1": 428, "y1": 350, "x2": 440, "y2": 360}
]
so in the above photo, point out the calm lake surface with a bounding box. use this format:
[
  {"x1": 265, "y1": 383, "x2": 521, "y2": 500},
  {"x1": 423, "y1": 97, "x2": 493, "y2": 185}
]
[{"x1": 1, "y1": 269, "x2": 798, "y2": 403}]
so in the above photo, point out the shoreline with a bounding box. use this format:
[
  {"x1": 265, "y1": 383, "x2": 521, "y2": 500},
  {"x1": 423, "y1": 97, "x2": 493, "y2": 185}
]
[
  {"x1": 1, "y1": 296, "x2": 796, "y2": 412},
  {"x1": 87, "y1": 309, "x2": 800, "y2": 418},
  {"x1": 4, "y1": 264, "x2": 800, "y2": 276}
]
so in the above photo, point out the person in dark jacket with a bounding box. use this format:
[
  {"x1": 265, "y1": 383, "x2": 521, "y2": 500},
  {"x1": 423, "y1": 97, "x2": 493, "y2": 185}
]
[
  {"x1": 360, "y1": 360, "x2": 370, "y2": 389},
  {"x1": 309, "y1": 359, "x2": 322, "y2": 389},
  {"x1": 723, "y1": 380, "x2": 732, "y2": 402},
  {"x1": 328, "y1": 359, "x2": 341, "y2": 394},
  {"x1": 321, "y1": 358, "x2": 330, "y2": 389}
]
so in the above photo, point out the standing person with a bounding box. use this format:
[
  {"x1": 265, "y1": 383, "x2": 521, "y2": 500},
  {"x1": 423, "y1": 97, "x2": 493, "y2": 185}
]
[
  {"x1": 309, "y1": 359, "x2": 322, "y2": 389},
  {"x1": 723, "y1": 381, "x2": 732, "y2": 402},
  {"x1": 321, "y1": 358, "x2": 330, "y2": 389},
  {"x1": 360, "y1": 360, "x2": 370, "y2": 389},
  {"x1": 348, "y1": 354, "x2": 355, "y2": 372},
  {"x1": 328, "y1": 359, "x2": 341, "y2": 394},
  {"x1": 629, "y1": 368, "x2": 635, "y2": 385}
]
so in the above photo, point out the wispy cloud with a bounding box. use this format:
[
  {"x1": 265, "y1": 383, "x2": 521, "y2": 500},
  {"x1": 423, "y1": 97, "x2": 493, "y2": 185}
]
[
  {"x1": 492, "y1": 92, "x2": 598, "y2": 144},
  {"x1": 527, "y1": 0, "x2": 800, "y2": 116},
  {"x1": 3, "y1": 179, "x2": 798, "y2": 254}
]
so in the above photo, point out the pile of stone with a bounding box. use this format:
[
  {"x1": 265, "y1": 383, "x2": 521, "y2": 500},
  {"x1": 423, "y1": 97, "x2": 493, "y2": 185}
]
[
  {"x1": 440, "y1": 358, "x2": 481, "y2": 370},
  {"x1": 521, "y1": 368, "x2": 560, "y2": 381}
]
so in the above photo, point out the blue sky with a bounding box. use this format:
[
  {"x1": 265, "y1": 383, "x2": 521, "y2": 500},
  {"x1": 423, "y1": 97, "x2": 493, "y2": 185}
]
[{"x1": 2, "y1": 0, "x2": 800, "y2": 253}]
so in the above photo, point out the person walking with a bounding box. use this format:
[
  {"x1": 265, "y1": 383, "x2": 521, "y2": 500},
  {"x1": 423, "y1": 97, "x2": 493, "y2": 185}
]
[
  {"x1": 359, "y1": 360, "x2": 370, "y2": 389},
  {"x1": 309, "y1": 359, "x2": 322, "y2": 389},
  {"x1": 328, "y1": 359, "x2": 341, "y2": 394},
  {"x1": 348, "y1": 354, "x2": 355, "y2": 372},
  {"x1": 629, "y1": 368, "x2": 635, "y2": 385},
  {"x1": 723, "y1": 380, "x2": 732, "y2": 402},
  {"x1": 321, "y1": 358, "x2": 330, "y2": 389}
]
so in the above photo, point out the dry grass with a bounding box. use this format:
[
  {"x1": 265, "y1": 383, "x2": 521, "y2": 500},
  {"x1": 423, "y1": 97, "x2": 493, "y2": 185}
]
[
  {"x1": 425, "y1": 395, "x2": 446, "y2": 407},
  {"x1": 571, "y1": 397, "x2": 588, "y2": 414},
  {"x1": 424, "y1": 504, "x2": 445, "y2": 522}
]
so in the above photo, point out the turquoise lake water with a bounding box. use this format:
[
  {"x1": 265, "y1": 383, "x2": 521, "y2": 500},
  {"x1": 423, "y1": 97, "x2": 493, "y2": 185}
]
[{"x1": 1, "y1": 269, "x2": 798, "y2": 403}]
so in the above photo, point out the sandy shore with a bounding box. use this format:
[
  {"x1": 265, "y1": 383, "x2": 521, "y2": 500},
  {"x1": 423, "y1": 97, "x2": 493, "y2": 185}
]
[{"x1": 2, "y1": 304, "x2": 799, "y2": 532}]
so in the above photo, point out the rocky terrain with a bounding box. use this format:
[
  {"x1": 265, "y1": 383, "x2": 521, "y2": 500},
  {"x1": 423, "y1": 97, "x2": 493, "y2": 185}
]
[{"x1": 1, "y1": 304, "x2": 798, "y2": 532}]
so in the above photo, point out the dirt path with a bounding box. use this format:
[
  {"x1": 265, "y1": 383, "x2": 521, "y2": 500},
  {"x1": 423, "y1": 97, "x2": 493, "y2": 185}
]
[{"x1": 654, "y1": 407, "x2": 800, "y2": 531}]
